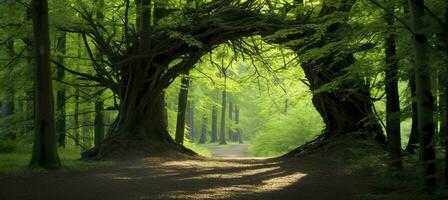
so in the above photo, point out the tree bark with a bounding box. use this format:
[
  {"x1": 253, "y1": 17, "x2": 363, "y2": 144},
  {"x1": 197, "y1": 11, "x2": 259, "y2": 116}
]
[
  {"x1": 408, "y1": 0, "x2": 437, "y2": 192},
  {"x1": 175, "y1": 74, "x2": 190, "y2": 144},
  {"x1": 29, "y1": 0, "x2": 61, "y2": 169},
  {"x1": 301, "y1": 54, "x2": 384, "y2": 140},
  {"x1": 384, "y1": 5, "x2": 403, "y2": 170}
]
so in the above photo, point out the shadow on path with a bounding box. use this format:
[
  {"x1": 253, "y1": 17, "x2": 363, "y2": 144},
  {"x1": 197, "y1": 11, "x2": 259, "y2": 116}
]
[{"x1": 0, "y1": 153, "x2": 355, "y2": 200}]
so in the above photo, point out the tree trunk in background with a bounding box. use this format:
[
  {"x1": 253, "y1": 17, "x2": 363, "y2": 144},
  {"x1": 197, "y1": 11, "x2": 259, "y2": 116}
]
[
  {"x1": 228, "y1": 97, "x2": 233, "y2": 140},
  {"x1": 220, "y1": 90, "x2": 227, "y2": 145},
  {"x1": 175, "y1": 74, "x2": 190, "y2": 144},
  {"x1": 235, "y1": 106, "x2": 242, "y2": 144},
  {"x1": 384, "y1": 6, "x2": 402, "y2": 170},
  {"x1": 409, "y1": 0, "x2": 436, "y2": 192},
  {"x1": 2, "y1": 37, "x2": 15, "y2": 140},
  {"x1": 29, "y1": 0, "x2": 61, "y2": 169},
  {"x1": 187, "y1": 100, "x2": 195, "y2": 142},
  {"x1": 82, "y1": 113, "x2": 91, "y2": 151},
  {"x1": 94, "y1": 98, "x2": 105, "y2": 147},
  {"x1": 406, "y1": 73, "x2": 419, "y2": 153},
  {"x1": 93, "y1": 0, "x2": 105, "y2": 148},
  {"x1": 210, "y1": 105, "x2": 218, "y2": 143},
  {"x1": 55, "y1": 31, "x2": 66, "y2": 147},
  {"x1": 3, "y1": 1, "x2": 16, "y2": 138},
  {"x1": 73, "y1": 89, "x2": 80, "y2": 146},
  {"x1": 284, "y1": 99, "x2": 288, "y2": 115},
  {"x1": 437, "y1": 5, "x2": 448, "y2": 187},
  {"x1": 198, "y1": 114, "x2": 207, "y2": 144}
]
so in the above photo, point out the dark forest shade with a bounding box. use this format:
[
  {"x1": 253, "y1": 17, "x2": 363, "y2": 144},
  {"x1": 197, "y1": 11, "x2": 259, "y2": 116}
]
[{"x1": 29, "y1": 0, "x2": 61, "y2": 169}]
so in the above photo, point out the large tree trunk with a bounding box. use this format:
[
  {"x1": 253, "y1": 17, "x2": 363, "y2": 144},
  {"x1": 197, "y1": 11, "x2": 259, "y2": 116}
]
[
  {"x1": 384, "y1": 5, "x2": 403, "y2": 170},
  {"x1": 437, "y1": 4, "x2": 448, "y2": 187},
  {"x1": 301, "y1": 53, "x2": 384, "y2": 140},
  {"x1": 289, "y1": 0, "x2": 385, "y2": 142},
  {"x1": 409, "y1": 0, "x2": 437, "y2": 192},
  {"x1": 29, "y1": 0, "x2": 61, "y2": 169},
  {"x1": 55, "y1": 31, "x2": 66, "y2": 147},
  {"x1": 82, "y1": 0, "x2": 196, "y2": 159}
]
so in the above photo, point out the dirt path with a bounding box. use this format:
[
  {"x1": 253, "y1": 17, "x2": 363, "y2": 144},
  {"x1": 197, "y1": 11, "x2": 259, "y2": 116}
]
[
  {"x1": 205, "y1": 144, "x2": 250, "y2": 157},
  {"x1": 0, "y1": 154, "x2": 356, "y2": 200}
]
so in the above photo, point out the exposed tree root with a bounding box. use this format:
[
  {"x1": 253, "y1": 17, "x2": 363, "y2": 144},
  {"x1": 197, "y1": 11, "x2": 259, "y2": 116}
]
[
  {"x1": 281, "y1": 132, "x2": 386, "y2": 159},
  {"x1": 82, "y1": 137, "x2": 196, "y2": 160}
]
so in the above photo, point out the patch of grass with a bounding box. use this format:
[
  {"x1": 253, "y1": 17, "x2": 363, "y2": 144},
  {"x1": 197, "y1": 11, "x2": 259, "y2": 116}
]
[
  {"x1": 184, "y1": 141, "x2": 213, "y2": 157},
  {"x1": 0, "y1": 146, "x2": 112, "y2": 176}
]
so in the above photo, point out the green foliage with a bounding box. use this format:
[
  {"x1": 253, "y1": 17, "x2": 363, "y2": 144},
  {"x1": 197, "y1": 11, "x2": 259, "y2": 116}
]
[{"x1": 249, "y1": 100, "x2": 323, "y2": 157}]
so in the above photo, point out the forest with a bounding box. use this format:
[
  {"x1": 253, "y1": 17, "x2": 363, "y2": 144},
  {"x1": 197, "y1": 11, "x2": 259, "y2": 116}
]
[{"x1": 0, "y1": 0, "x2": 448, "y2": 199}]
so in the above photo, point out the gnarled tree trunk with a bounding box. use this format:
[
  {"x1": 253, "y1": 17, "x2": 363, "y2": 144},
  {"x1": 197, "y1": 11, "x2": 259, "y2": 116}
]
[{"x1": 301, "y1": 53, "x2": 384, "y2": 140}]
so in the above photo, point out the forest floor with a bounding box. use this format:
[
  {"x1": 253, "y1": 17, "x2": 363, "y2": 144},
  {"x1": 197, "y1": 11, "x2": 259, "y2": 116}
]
[
  {"x1": 0, "y1": 145, "x2": 359, "y2": 200},
  {"x1": 0, "y1": 157, "x2": 354, "y2": 200},
  {"x1": 1, "y1": 137, "x2": 443, "y2": 200}
]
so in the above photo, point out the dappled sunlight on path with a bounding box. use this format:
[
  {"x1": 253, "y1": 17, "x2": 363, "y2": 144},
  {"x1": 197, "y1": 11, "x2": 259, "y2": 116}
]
[{"x1": 0, "y1": 155, "x2": 353, "y2": 200}]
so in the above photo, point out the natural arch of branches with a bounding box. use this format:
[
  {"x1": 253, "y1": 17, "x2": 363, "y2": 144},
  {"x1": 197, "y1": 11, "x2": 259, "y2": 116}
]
[{"x1": 60, "y1": 0, "x2": 384, "y2": 159}]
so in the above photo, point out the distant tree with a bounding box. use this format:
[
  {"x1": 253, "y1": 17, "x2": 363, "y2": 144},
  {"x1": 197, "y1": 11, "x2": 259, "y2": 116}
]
[
  {"x1": 198, "y1": 114, "x2": 207, "y2": 144},
  {"x1": 210, "y1": 105, "x2": 218, "y2": 143},
  {"x1": 219, "y1": 89, "x2": 227, "y2": 145},
  {"x1": 55, "y1": 31, "x2": 66, "y2": 147}
]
